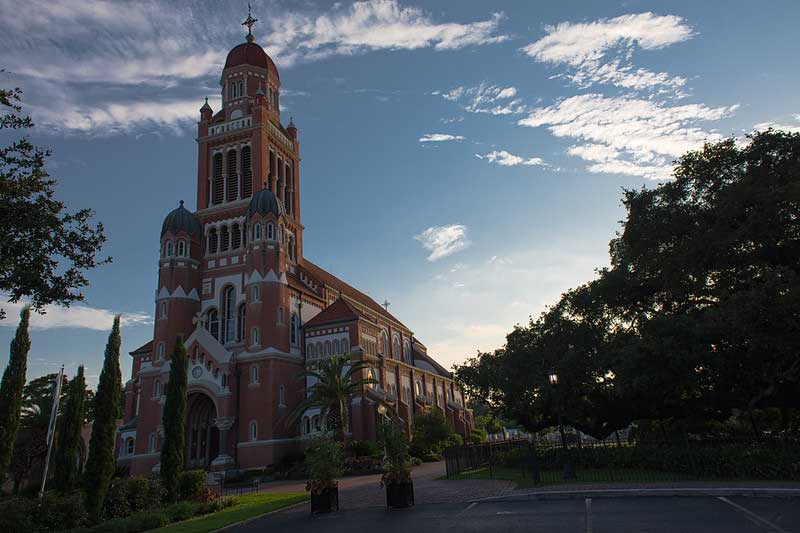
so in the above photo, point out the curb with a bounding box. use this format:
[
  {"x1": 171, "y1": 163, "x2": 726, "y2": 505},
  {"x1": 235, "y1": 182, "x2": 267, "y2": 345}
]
[
  {"x1": 471, "y1": 487, "x2": 800, "y2": 503},
  {"x1": 212, "y1": 498, "x2": 309, "y2": 532}
]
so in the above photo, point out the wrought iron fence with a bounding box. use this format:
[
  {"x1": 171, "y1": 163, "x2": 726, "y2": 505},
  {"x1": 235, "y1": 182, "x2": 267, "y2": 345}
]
[{"x1": 443, "y1": 437, "x2": 800, "y2": 485}]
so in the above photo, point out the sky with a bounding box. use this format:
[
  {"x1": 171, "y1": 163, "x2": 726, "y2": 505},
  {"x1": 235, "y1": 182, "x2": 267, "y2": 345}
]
[{"x1": 1, "y1": 0, "x2": 799, "y2": 388}]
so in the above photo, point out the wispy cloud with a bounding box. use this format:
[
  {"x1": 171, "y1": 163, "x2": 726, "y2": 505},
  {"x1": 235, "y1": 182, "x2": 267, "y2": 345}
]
[
  {"x1": 523, "y1": 12, "x2": 693, "y2": 94},
  {"x1": 419, "y1": 133, "x2": 465, "y2": 143},
  {"x1": 519, "y1": 94, "x2": 738, "y2": 180},
  {"x1": 0, "y1": 0, "x2": 508, "y2": 136},
  {"x1": 1, "y1": 300, "x2": 152, "y2": 331},
  {"x1": 476, "y1": 150, "x2": 547, "y2": 167},
  {"x1": 753, "y1": 115, "x2": 800, "y2": 133},
  {"x1": 414, "y1": 224, "x2": 472, "y2": 261},
  {"x1": 434, "y1": 83, "x2": 526, "y2": 115}
]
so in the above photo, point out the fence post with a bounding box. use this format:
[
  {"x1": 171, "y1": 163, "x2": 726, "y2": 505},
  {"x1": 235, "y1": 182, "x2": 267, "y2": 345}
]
[{"x1": 489, "y1": 442, "x2": 494, "y2": 478}]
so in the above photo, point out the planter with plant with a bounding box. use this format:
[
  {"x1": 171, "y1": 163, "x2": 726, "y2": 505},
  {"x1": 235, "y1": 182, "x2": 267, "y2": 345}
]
[
  {"x1": 304, "y1": 434, "x2": 343, "y2": 513},
  {"x1": 378, "y1": 406, "x2": 414, "y2": 509}
]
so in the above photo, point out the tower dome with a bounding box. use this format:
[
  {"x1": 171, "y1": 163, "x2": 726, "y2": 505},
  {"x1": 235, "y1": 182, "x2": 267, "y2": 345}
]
[
  {"x1": 224, "y1": 42, "x2": 280, "y2": 80},
  {"x1": 161, "y1": 200, "x2": 202, "y2": 238},
  {"x1": 248, "y1": 188, "x2": 284, "y2": 218}
]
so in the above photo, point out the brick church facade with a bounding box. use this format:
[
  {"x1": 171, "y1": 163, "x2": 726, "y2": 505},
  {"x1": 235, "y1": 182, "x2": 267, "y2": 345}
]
[{"x1": 117, "y1": 20, "x2": 473, "y2": 476}]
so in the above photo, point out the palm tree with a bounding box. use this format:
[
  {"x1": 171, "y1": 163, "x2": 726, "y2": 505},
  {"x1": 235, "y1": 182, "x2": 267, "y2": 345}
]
[{"x1": 290, "y1": 355, "x2": 376, "y2": 442}]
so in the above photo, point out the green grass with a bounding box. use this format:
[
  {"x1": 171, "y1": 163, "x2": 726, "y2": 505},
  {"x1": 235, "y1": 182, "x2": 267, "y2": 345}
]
[
  {"x1": 444, "y1": 466, "x2": 697, "y2": 489},
  {"x1": 152, "y1": 492, "x2": 308, "y2": 533}
]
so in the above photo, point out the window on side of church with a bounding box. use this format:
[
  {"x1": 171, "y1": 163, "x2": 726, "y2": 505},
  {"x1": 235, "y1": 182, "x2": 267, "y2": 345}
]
[
  {"x1": 279, "y1": 385, "x2": 286, "y2": 407},
  {"x1": 290, "y1": 313, "x2": 299, "y2": 346},
  {"x1": 277, "y1": 306, "x2": 284, "y2": 325},
  {"x1": 252, "y1": 327, "x2": 261, "y2": 346},
  {"x1": 223, "y1": 286, "x2": 236, "y2": 344},
  {"x1": 156, "y1": 342, "x2": 165, "y2": 361},
  {"x1": 237, "y1": 304, "x2": 247, "y2": 342},
  {"x1": 160, "y1": 301, "x2": 167, "y2": 319},
  {"x1": 165, "y1": 240, "x2": 173, "y2": 257},
  {"x1": 177, "y1": 240, "x2": 186, "y2": 257},
  {"x1": 149, "y1": 433, "x2": 158, "y2": 453},
  {"x1": 249, "y1": 420, "x2": 257, "y2": 441},
  {"x1": 267, "y1": 223, "x2": 274, "y2": 240},
  {"x1": 250, "y1": 364, "x2": 259, "y2": 384}
]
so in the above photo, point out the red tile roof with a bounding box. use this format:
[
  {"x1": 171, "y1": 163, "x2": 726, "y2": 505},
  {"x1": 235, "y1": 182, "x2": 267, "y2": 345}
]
[
  {"x1": 301, "y1": 259, "x2": 409, "y2": 331},
  {"x1": 129, "y1": 340, "x2": 153, "y2": 356},
  {"x1": 303, "y1": 298, "x2": 360, "y2": 328}
]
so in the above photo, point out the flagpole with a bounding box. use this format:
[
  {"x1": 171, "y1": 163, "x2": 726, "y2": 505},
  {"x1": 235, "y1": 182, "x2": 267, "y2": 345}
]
[{"x1": 38, "y1": 365, "x2": 64, "y2": 499}]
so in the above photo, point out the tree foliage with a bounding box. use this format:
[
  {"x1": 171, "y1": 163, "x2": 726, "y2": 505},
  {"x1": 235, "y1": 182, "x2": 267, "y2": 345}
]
[
  {"x1": 410, "y1": 408, "x2": 452, "y2": 455},
  {"x1": 161, "y1": 339, "x2": 188, "y2": 502},
  {"x1": 54, "y1": 365, "x2": 86, "y2": 492},
  {"x1": 291, "y1": 355, "x2": 376, "y2": 442},
  {"x1": 0, "y1": 305, "x2": 30, "y2": 480},
  {"x1": 455, "y1": 131, "x2": 800, "y2": 439},
  {"x1": 84, "y1": 316, "x2": 122, "y2": 521},
  {"x1": 0, "y1": 79, "x2": 109, "y2": 320}
]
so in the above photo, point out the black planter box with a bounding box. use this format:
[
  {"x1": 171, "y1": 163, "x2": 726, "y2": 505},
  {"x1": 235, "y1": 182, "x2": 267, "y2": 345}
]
[
  {"x1": 386, "y1": 480, "x2": 414, "y2": 508},
  {"x1": 310, "y1": 486, "x2": 339, "y2": 513}
]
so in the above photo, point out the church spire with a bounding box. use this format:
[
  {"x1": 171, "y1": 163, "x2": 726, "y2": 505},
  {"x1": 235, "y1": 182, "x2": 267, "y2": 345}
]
[{"x1": 242, "y1": 2, "x2": 258, "y2": 43}]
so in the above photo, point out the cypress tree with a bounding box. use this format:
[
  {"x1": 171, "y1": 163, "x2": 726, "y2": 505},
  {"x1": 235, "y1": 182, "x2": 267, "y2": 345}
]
[
  {"x1": 161, "y1": 338, "x2": 188, "y2": 502},
  {"x1": 54, "y1": 365, "x2": 86, "y2": 492},
  {"x1": 0, "y1": 306, "x2": 30, "y2": 481},
  {"x1": 84, "y1": 316, "x2": 122, "y2": 521}
]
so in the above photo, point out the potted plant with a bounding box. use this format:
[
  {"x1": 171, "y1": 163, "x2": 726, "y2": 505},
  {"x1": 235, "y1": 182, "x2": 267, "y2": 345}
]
[
  {"x1": 378, "y1": 405, "x2": 415, "y2": 508},
  {"x1": 304, "y1": 434, "x2": 343, "y2": 513}
]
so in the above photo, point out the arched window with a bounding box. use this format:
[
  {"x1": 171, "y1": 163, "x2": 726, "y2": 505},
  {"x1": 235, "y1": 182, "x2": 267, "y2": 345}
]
[
  {"x1": 277, "y1": 306, "x2": 284, "y2": 325},
  {"x1": 125, "y1": 438, "x2": 135, "y2": 455},
  {"x1": 238, "y1": 80, "x2": 244, "y2": 98},
  {"x1": 206, "y1": 309, "x2": 219, "y2": 340},
  {"x1": 278, "y1": 224, "x2": 284, "y2": 243},
  {"x1": 403, "y1": 340, "x2": 411, "y2": 362},
  {"x1": 392, "y1": 335, "x2": 401, "y2": 359},
  {"x1": 325, "y1": 340, "x2": 332, "y2": 356},
  {"x1": 223, "y1": 286, "x2": 235, "y2": 343},
  {"x1": 333, "y1": 339, "x2": 340, "y2": 355},
  {"x1": 212, "y1": 152, "x2": 224, "y2": 204},
  {"x1": 342, "y1": 338, "x2": 350, "y2": 354},
  {"x1": 415, "y1": 380, "x2": 423, "y2": 397},
  {"x1": 250, "y1": 364, "x2": 259, "y2": 384},
  {"x1": 165, "y1": 241, "x2": 173, "y2": 257},
  {"x1": 177, "y1": 240, "x2": 186, "y2": 257},
  {"x1": 279, "y1": 385, "x2": 285, "y2": 406},
  {"x1": 153, "y1": 379, "x2": 162, "y2": 397},
  {"x1": 232, "y1": 223, "x2": 241, "y2": 249},
  {"x1": 237, "y1": 303, "x2": 246, "y2": 342},
  {"x1": 249, "y1": 420, "x2": 258, "y2": 441},
  {"x1": 381, "y1": 331, "x2": 389, "y2": 355},
  {"x1": 149, "y1": 433, "x2": 158, "y2": 453},
  {"x1": 221, "y1": 225, "x2": 230, "y2": 251},
  {"x1": 288, "y1": 235, "x2": 295, "y2": 261},
  {"x1": 290, "y1": 313, "x2": 299, "y2": 346},
  {"x1": 254, "y1": 223, "x2": 262, "y2": 240},
  {"x1": 208, "y1": 227, "x2": 218, "y2": 254},
  {"x1": 251, "y1": 285, "x2": 260, "y2": 302},
  {"x1": 226, "y1": 149, "x2": 238, "y2": 202},
  {"x1": 160, "y1": 301, "x2": 167, "y2": 319},
  {"x1": 305, "y1": 417, "x2": 311, "y2": 435},
  {"x1": 252, "y1": 327, "x2": 261, "y2": 346},
  {"x1": 307, "y1": 343, "x2": 316, "y2": 358},
  {"x1": 156, "y1": 342, "x2": 165, "y2": 361},
  {"x1": 267, "y1": 223, "x2": 274, "y2": 240},
  {"x1": 316, "y1": 342, "x2": 323, "y2": 357},
  {"x1": 368, "y1": 368, "x2": 378, "y2": 389},
  {"x1": 241, "y1": 146, "x2": 253, "y2": 198}
]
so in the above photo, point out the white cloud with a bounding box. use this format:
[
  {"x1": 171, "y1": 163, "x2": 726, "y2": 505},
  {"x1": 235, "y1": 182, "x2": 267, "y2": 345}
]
[
  {"x1": 0, "y1": 0, "x2": 507, "y2": 136},
  {"x1": 753, "y1": 116, "x2": 800, "y2": 134},
  {"x1": 419, "y1": 133, "x2": 465, "y2": 143},
  {"x1": 523, "y1": 13, "x2": 693, "y2": 93},
  {"x1": 519, "y1": 94, "x2": 738, "y2": 180},
  {"x1": 1, "y1": 300, "x2": 151, "y2": 331},
  {"x1": 414, "y1": 224, "x2": 472, "y2": 261},
  {"x1": 476, "y1": 150, "x2": 547, "y2": 167},
  {"x1": 434, "y1": 83, "x2": 526, "y2": 115}
]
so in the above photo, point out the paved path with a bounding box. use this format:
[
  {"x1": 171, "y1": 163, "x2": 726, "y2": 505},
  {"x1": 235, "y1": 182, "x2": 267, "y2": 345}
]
[
  {"x1": 249, "y1": 461, "x2": 517, "y2": 510},
  {"x1": 233, "y1": 496, "x2": 800, "y2": 532}
]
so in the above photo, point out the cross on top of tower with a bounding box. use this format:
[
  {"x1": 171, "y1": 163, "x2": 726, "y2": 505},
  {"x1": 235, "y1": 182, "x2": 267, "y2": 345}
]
[
  {"x1": 242, "y1": 2, "x2": 258, "y2": 43},
  {"x1": 382, "y1": 300, "x2": 391, "y2": 311}
]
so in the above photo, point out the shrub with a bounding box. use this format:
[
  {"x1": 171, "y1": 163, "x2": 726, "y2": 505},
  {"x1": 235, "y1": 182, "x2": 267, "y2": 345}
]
[
  {"x1": 410, "y1": 457, "x2": 423, "y2": 466},
  {"x1": 177, "y1": 469, "x2": 207, "y2": 501},
  {"x1": 103, "y1": 476, "x2": 164, "y2": 519},
  {"x1": 343, "y1": 456, "x2": 382, "y2": 474},
  {"x1": 443, "y1": 433, "x2": 464, "y2": 449},
  {"x1": 164, "y1": 501, "x2": 202, "y2": 522},
  {"x1": 411, "y1": 409, "x2": 452, "y2": 455},
  {"x1": 304, "y1": 434, "x2": 343, "y2": 493},
  {"x1": 346, "y1": 440, "x2": 380, "y2": 458},
  {"x1": 0, "y1": 493, "x2": 87, "y2": 531},
  {"x1": 89, "y1": 511, "x2": 169, "y2": 533}
]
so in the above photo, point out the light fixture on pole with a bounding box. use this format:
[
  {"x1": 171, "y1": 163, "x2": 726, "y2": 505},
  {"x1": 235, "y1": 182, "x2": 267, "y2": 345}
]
[
  {"x1": 547, "y1": 370, "x2": 558, "y2": 386},
  {"x1": 547, "y1": 368, "x2": 575, "y2": 480}
]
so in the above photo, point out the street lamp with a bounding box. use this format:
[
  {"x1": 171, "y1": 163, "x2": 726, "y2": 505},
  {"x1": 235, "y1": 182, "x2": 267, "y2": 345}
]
[{"x1": 547, "y1": 368, "x2": 576, "y2": 480}]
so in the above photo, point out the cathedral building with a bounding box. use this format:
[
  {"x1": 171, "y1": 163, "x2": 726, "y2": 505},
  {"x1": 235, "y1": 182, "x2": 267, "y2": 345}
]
[{"x1": 117, "y1": 18, "x2": 473, "y2": 476}]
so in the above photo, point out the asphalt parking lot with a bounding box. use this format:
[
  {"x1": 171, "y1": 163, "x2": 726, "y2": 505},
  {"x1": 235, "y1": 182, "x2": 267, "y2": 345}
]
[{"x1": 234, "y1": 496, "x2": 800, "y2": 532}]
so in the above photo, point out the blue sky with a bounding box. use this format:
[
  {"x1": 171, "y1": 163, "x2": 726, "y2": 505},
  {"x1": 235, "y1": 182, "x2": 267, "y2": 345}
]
[{"x1": 1, "y1": 0, "x2": 798, "y2": 387}]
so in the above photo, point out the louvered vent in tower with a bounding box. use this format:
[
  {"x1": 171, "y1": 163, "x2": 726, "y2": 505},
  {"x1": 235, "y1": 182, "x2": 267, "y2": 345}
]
[{"x1": 241, "y1": 146, "x2": 252, "y2": 198}]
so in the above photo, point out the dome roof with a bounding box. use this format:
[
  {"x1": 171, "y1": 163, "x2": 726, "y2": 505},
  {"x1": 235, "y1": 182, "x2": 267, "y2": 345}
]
[
  {"x1": 224, "y1": 42, "x2": 279, "y2": 79},
  {"x1": 161, "y1": 201, "x2": 202, "y2": 238},
  {"x1": 248, "y1": 189, "x2": 284, "y2": 218}
]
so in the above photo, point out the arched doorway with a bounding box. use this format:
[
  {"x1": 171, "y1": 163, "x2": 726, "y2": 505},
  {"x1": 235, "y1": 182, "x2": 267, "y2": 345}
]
[{"x1": 185, "y1": 392, "x2": 219, "y2": 470}]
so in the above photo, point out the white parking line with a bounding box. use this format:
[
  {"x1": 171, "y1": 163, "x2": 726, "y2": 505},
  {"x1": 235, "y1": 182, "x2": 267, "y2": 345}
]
[
  {"x1": 457, "y1": 502, "x2": 479, "y2": 516},
  {"x1": 717, "y1": 496, "x2": 789, "y2": 533}
]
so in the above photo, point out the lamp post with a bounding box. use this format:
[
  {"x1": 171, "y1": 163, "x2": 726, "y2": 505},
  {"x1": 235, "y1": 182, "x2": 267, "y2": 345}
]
[{"x1": 547, "y1": 369, "x2": 576, "y2": 480}]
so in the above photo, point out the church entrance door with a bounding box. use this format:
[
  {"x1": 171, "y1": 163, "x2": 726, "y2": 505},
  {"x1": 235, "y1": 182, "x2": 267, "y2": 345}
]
[{"x1": 185, "y1": 393, "x2": 219, "y2": 470}]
